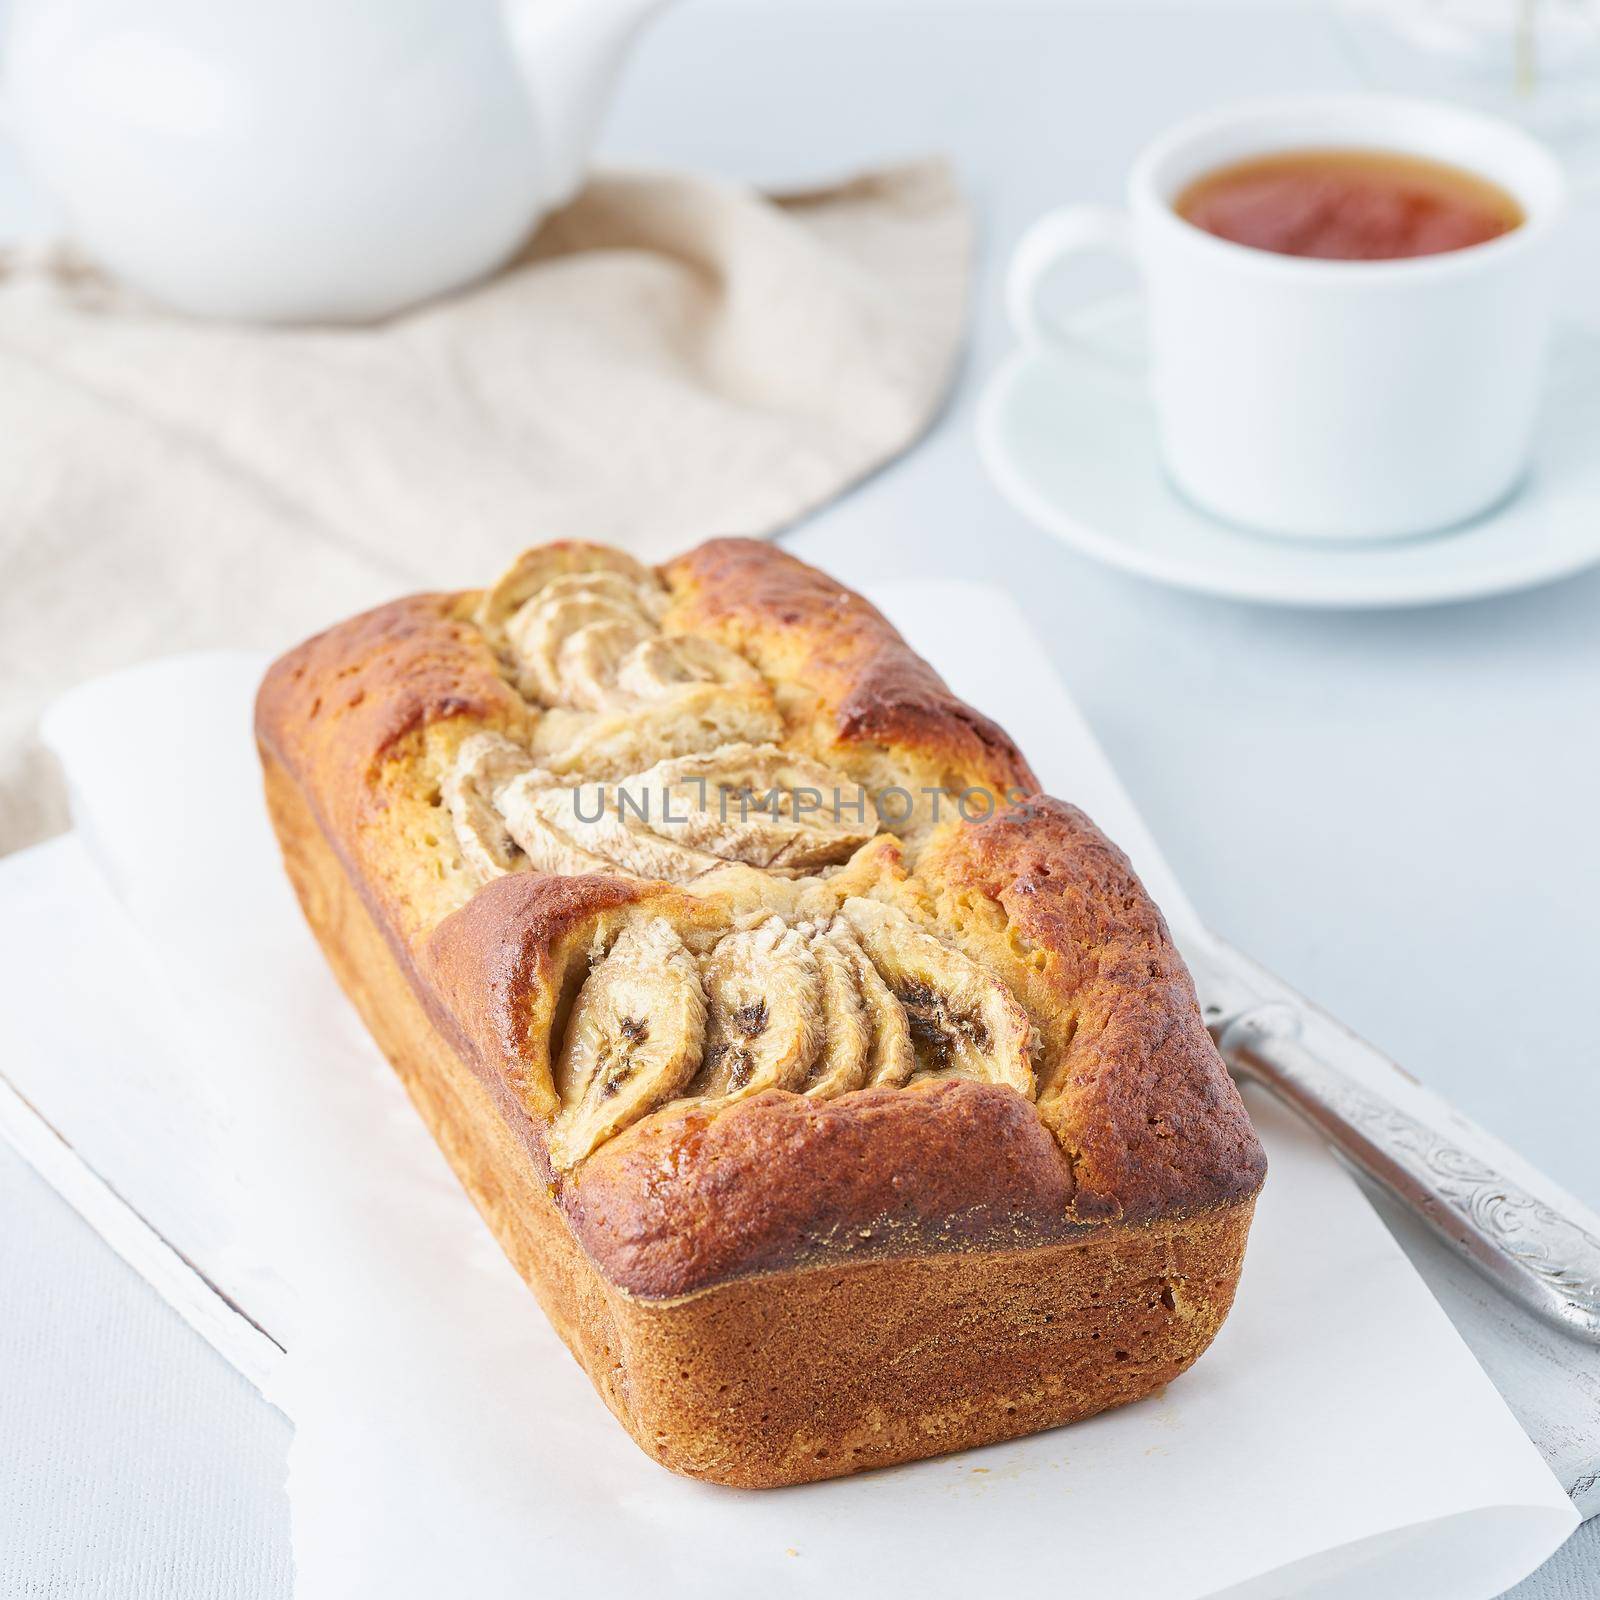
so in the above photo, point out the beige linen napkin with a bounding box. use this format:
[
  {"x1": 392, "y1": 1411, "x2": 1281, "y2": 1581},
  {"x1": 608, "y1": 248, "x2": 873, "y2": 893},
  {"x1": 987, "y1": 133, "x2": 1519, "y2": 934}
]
[{"x1": 0, "y1": 159, "x2": 969, "y2": 853}]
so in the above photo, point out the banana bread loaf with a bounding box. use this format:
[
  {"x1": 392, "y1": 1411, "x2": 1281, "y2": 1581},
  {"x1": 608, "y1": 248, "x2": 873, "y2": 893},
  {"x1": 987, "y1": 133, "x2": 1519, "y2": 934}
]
[{"x1": 255, "y1": 538, "x2": 1266, "y2": 1488}]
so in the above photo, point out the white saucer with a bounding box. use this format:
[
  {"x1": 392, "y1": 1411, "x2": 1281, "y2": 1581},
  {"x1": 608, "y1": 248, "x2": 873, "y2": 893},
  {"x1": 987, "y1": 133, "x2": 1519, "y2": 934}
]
[{"x1": 977, "y1": 309, "x2": 1600, "y2": 608}]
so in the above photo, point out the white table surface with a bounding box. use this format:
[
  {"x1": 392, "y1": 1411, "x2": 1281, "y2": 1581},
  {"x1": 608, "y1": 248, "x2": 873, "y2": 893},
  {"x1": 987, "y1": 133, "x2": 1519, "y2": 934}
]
[{"x1": 3, "y1": 2, "x2": 1597, "y2": 1595}]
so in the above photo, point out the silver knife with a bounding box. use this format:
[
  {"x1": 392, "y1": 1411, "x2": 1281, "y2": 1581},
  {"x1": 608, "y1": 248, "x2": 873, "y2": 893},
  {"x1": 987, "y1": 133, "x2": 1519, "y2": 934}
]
[{"x1": 1183, "y1": 930, "x2": 1600, "y2": 1346}]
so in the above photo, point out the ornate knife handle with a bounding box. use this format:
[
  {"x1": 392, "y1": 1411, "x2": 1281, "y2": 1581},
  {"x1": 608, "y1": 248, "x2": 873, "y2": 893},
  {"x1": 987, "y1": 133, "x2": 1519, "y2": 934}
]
[{"x1": 1208, "y1": 966, "x2": 1600, "y2": 1346}]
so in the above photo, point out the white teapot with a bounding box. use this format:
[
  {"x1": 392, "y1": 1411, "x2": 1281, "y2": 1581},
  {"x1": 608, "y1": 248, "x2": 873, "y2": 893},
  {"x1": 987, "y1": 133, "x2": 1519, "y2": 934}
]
[{"x1": 0, "y1": 0, "x2": 670, "y2": 322}]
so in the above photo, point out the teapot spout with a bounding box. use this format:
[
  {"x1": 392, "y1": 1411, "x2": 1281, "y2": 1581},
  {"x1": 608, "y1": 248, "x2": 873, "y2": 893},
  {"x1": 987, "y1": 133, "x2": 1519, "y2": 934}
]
[{"x1": 504, "y1": 0, "x2": 671, "y2": 209}]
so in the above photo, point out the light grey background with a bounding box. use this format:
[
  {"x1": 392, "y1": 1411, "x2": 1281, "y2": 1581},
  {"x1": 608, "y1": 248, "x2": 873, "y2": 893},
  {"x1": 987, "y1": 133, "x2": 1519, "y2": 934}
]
[{"x1": 2, "y1": 1, "x2": 1596, "y2": 1595}]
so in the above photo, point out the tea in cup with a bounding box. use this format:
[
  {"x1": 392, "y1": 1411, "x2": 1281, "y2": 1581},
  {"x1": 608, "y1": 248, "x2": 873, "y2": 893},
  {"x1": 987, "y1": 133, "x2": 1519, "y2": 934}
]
[{"x1": 1007, "y1": 96, "x2": 1567, "y2": 541}]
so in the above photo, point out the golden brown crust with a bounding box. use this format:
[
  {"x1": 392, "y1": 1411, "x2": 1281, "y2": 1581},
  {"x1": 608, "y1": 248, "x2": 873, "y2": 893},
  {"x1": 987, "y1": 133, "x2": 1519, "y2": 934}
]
[
  {"x1": 421, "y1": 869, "x2": 728, "y2": 1127},
  {"x1": 256, "y1": 592, "x2": 528, "y2": 850},
  {"x1": 256, "y1": 593, "x2": 533, "y2": 941},
  {"x1": 564, "y1": 1080, "x2": 1080, "y2": 1298},
  {"x1": 922, "y1": 796, "x2": 1268, "y2": 1224},
  {"x1": 553, "y1": 795, "x2": 1266, "y2": 1298},
  {"x1": 256, "y1": 537, "x2": 1267, "y2": 1485},
  {"x1": 406, "y1": 804, "x2": 1264, "y2": 1300},
  {"x1": 419, "y1": 871, "x2": 650, "y2": 1147},
  {"x1": 264, "y1": 743, "x2": 1255, "y2": 1487},
  {"x1": 661, "y1": 538, "x2": 1038, "y2": 802}
]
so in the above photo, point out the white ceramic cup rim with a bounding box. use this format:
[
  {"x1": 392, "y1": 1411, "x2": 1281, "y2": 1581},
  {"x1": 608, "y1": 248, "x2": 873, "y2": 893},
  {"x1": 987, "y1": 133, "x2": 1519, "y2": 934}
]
[{"x1": 1130, "y1": 93, "x2": 1569, "y2": 283}]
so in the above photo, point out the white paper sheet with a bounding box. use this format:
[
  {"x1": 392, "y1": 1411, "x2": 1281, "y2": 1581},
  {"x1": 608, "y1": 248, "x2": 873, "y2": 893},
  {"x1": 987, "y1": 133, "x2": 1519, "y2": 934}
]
[{"x1": 37, "y1": 599, "x2": 1577, "y2": 1600}]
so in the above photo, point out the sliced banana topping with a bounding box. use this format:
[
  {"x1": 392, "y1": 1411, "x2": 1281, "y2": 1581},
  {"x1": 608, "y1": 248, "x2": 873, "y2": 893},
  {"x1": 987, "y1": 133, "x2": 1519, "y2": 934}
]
[
  {"x1": 555, "y1": 617, "x2": 659, "y2": 712},
  {"x1": 540, "y1": 902, "x2": 1038, "y2": 1162},
  {"x1": 838, "y1": 898, "x2": 1035, "y2": 1098},
  {"x1": 793, "y1": 921, "x2": 872, "y2": 1098},
  {"x1": 537, "y1": 898, "x2": 1034, "y2": 1162},
  {"x1": 821, "y1": 919, "x2": 918, "y2": 1087},
  {"x1": 486, "y1": 550, "x2": 769, "y2": 732},
  {"x1": 615, "y1": 744, "x2": 876, "y2": 871},
  {"x1": 515, "y1": 606, "x2": 767, "y2": 718},
  {"x1": 506, "y1": 582, "x2": 657, "y2": 705},
  {"x1": 441, "y1": 732, "x2": 547, "y2": 880},
  {"x1": 531, "y1": 694, "x2": 784, "y2": 779},
  {"x1": 476, "y1": 545, "x2": 664, "y2": 649},
  {"x1": 523, "y1": 782, "x2": 728, "y2": 884},
  {"x1": 535, "y1": 569, "x2": 670, "y2": 621},
  {"x1": 614, "y1": 634, "x2": 761, "y2": 702},
  {"x1": 476, "y1": 743, "x2": 875, "y2": 888},
  {"x1": 548, "y1": 919, "x2": 706, "y2": 1169},
  {"x1": 690, "y1": 917, "x2": 823, "y2": 1100},
  {"x1": 495, "y1": 770, "x2": 625, "y2": 879},
  {"x1": 457, "y1": 549, "x2": 1048, "y2": 1161}
]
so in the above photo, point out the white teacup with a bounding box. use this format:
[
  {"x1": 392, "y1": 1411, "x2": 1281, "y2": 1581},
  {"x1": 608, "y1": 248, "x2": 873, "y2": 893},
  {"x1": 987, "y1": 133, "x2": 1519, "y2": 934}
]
[{"x1": 1006, "y1": 96, "x2": 1568, "y2": 542}]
